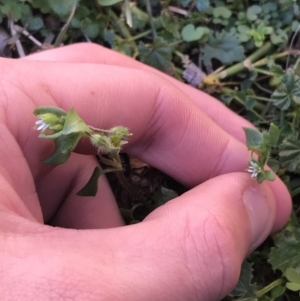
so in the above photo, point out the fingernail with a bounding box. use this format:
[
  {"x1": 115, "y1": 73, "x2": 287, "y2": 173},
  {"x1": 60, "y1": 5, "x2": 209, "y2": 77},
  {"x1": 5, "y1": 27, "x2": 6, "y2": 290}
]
[{"x1": 243, "y1": 183, "x2": 274, "y2": 252}]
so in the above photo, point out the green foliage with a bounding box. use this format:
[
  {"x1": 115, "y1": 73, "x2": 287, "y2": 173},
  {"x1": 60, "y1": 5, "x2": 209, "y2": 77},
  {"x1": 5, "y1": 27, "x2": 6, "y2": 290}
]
[
  {"x1": 285, "y1": 268, "x2": 300, "y2": 291},
  {"x1": 279, "y1": 137, "x2": 300, "y2": 173},
  {"x1": 48, "y1": 0, "x2": 79, "y2": 16},
  {"x1": 269, "y1": 215, "x2": 300, "y2": 273},
  {"x1": 271, "y1": 71, "x2": 300, "y2": 110},
  {"x1": 201, "y1": 31, "x2": 245, "y2": 65},
  {"x1": 138, "y1": 37, "x2": 172, "y2": 71},
  {"x1": 230, "y1": 261, "x2": 258, "y2": 300},
  {"x1": 181, "y1": 24, "x2": 210, "y2": 42}
]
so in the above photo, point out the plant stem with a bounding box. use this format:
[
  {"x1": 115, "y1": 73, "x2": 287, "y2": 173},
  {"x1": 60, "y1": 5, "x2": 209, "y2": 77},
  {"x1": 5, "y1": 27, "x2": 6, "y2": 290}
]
[
  {"x1": 106, "y1": 8, "x2": 139, "y2": 57},
  {"x1": 253, "y1": 50, "x2": 291, "y2": 67},
  {"x1": 144, "y1": 0, "x2": 157, "y2": 40},
  {"x1": 126, "y1": 29, "x2": 152, "y2": 42},
  {"x1": 54, "y1": 4, "x2": 77, "y2": 47},
  {"x1": 255, "y1": 278, "x2": 284, "y2": 297},
  {"x1": 221, "y1": 87, "x2": 265, "y2": 115},
  {"x1": 215, "y1": 41, "x2": 274, "y2": 80}
]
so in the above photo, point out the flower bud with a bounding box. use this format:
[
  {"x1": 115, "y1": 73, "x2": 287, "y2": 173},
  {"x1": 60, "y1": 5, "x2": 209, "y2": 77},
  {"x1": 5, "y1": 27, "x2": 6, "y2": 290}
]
[
  {"x1": 90, "y1": 134, "x2": 112, "y2": 153},
  {"x1": 109, "y1": 126, "x2": 131, "y2": 138},
  {"x1": 38, "y1": 113, "x2": 61, "y2": 126}
]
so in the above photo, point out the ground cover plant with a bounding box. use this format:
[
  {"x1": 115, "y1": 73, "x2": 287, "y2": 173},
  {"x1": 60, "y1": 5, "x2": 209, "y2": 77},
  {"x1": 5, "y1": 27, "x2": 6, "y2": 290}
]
[{"x1": 2, "y1": 0, "x2": 300, "y2": 300}]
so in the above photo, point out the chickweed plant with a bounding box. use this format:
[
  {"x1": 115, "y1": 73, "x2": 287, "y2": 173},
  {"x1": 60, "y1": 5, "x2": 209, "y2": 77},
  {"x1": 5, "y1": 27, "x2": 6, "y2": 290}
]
[{"x1": 34, "y1": 106, "x2": 131, "y2": 196}]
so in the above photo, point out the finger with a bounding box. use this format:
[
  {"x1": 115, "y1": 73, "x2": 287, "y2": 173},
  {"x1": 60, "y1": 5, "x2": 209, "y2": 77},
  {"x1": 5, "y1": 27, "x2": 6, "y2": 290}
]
[
  {"x1": 2, "y1": 173, "x2": 277, "y2": 301},
  {"x1": 2, "y1": 58, "x2": 291, "y2": 230},
  {"x1": 24, "y1": 43, "x2": 253, "y2": 142}
]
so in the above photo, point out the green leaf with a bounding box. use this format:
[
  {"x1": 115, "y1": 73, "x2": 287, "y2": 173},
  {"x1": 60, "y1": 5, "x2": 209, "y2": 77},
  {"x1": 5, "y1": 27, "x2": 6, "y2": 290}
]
[
  {"x1": 279, "y1": 137, "x2": 300, "y2": 173},
  {"x1": 138, "y1": 37, "x2": 172, "y2": 71},
  {"x1": 230, "y1": 260, "x2": 258, "y2": 300},
  {"x1": 286, "y1": 268, "x2": 300, "y2": 284},
  {"x1": 264, "y1": 170, "x2": 275, "y2": 181},
  {"x1": 62, "y1": 108, "x2": 92, "y2": 135},
  {"x1": 31, "y1": 0, "x2": 51, "y2": 13},
  {"x1": 28, "y1": 16, "x2": 44, "y2": 31},
  {"x1": 161, "y1": 11, "x2": 181, "y2": 39},
  {"x1": 181, "y1": 24, "x2": 210, "y2": 42},
  {"x1": 286, "y1": 282, "x2": 300, "y2": 291},
  {"x1": 195, "y1": 0, "x2": 210, "y2": 12},
  {"x1": 77, "y1": 166, "x2": 120, "y2": 196},
  {"x1": 271, "y1": 72, "x2": 300, "y2": 110},
  {"x1": 77, "y1": 167, "x2": 102, "y2": 196},
  {"x1": 268, "y1": 123, "x2": 280, "y2": 145},
  {"x1": 213, "y1": 7, "x2": 232, "y2": 19},
  {"x1": 43, "y1": 132, "x2": 83, "y2": 165},
  {"x1": 246, "y1": 5, "x2": 262, "y2": 21},
  {"x1": 269, "y1": 214, "x2": 300, "y2": 273},
  {"x1": 201, "y1": 31, "x2": 245, "y2": 65},
  {"x1": 33, "y1": 106, "x2": 67, "y2": 118},
  {"x1": 49, "y1": 0, "x2": 80, "y2": 16},
  {"x1": 152, "y1": 186, "x2": 178, "y2": 206},
  {"x1": 97, "y1": 0, "x2": 123, "y2": 6},
  {"x1": 257, "y1": 172, "x2": 265, "y2": 183},
  {"x1": 270, "y1": 285, "x2": 285, "y2": 298},
  {"x1": 243, "y1": 127, "x2": 263, "y2": 148},
  {"x1": 80, "y1": 18, "x2": 100, "y2": 39}
]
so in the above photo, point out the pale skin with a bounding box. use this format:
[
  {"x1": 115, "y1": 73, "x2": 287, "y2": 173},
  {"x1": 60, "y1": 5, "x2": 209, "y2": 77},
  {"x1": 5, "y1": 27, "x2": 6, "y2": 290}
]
[{"x1": 0, "y1": 43, "x2": 292, "y2": 301}]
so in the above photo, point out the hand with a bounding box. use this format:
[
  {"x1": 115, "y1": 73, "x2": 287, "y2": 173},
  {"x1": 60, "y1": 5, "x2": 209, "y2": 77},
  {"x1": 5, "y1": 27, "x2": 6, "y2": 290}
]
[{"x1": 1, "y1": 44, "x2": 291, "y2": 301}]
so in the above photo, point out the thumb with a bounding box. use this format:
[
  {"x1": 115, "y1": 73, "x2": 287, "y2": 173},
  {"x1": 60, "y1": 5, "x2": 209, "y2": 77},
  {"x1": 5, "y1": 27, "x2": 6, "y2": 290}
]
[{"x1": 123, "y1": 172, "x2": 278, "y2": 301}]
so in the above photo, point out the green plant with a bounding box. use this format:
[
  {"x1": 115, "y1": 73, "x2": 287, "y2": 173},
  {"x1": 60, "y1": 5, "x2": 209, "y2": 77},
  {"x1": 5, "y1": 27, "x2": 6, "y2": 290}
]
[{"x1": 34, "y1": 106, "x2": 131, "y2": 196}]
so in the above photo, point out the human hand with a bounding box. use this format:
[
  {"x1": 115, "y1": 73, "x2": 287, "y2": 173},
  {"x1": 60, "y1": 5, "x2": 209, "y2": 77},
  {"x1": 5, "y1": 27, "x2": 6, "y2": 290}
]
[{"x1": 1, "y1": 44, "x2": 291, "y2": 301}]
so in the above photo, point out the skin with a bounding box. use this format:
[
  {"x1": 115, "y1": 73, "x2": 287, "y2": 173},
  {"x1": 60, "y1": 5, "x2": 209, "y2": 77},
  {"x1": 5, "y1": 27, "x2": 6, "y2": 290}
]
[{"x1": 0, "y1": 43, "x2": 292, "y2": 301}]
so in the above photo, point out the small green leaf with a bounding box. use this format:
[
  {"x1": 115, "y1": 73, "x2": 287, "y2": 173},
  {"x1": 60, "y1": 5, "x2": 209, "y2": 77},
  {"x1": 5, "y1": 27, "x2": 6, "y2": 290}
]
[
  {"x1": 152, "y1": 186, "x2": 178, "y2": 206},
  {"x1": 271, "y1": 72, "x2": 300, "y2": 110},
  {"x1": 28, "y1": 16, "x2": 44, "y2": 31},
  {"x1": 269, "y1": 215, "x2": 300, "y2": 273},
  {"x1": 195, "y1": 0, "x2": 210, "y2": 12},
  {"x1": 268, "y1": 123, "x2": 280, "y2": 145},
  {"x1": 77, "y1": 167, "x2": 102, "y2": 196},
  {"x1": 230, "y1": 260, "x2": 258, "y2": 300},
  {"x1": 97, "y1": 0, "x2": 123, "y2": 6},
  {"x1": 246, "y1": 5, "x2": 262, "y2": 21},
  {"x1": 201, "y1": 31, "x2": 244, "y2": 65},
  {"x1": 62, "y1": 108, "x2": 92, "y2": 135},
  {"x1": 270, "y1": 285, "x2": 285, "y2": 298},
  {"x1": 181, "y1": 24, "x2": 210, "y2": 42},
  {"x1": 43, "y1": 133, "x2": 83, "y2": 165},
  {"x1": 264, "y1": 170, "x2": 275, "y2": 181},
  {"x1": 33, "y1": 106, "x2": 67, "y2": 117},
  {"x1": 257, "y1": 172, "x2": 265, "y2": 183},
  {"x1": 49, "y1": 0, "x2": 79, "y2": 16},
  {"x1": 77, "y1": 166, "x2": 120, "y2": 196},
  {"x1": 286, "y1": 282, "x2": 300, "y2": 291},
  {"x1": 138, "y1": 37, "x2": 172, "y2": 71},
  {"x1": 279, "y1": 137, "x2": 300, "y2": 173},
  {"x1": 213, "y1": 7, "x2": 232, "y2": 19},
  {"x1": 243, "y1": 127, "x2": 263, "y2": 148},
  {"x1": 286, "y1": 268, "x2": 300, "y2": 284}
]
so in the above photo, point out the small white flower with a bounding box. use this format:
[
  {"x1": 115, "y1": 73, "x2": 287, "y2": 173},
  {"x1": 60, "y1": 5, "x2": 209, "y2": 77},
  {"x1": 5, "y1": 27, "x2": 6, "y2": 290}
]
[
  {"x1": 246, "y1": 159, "x2": 261, "y2": 178},
  {"x1": 35, "y1": 119, "x2": 50, "y2": 131}
]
